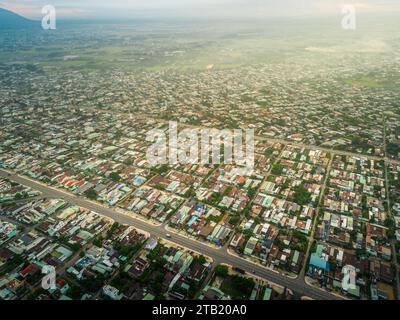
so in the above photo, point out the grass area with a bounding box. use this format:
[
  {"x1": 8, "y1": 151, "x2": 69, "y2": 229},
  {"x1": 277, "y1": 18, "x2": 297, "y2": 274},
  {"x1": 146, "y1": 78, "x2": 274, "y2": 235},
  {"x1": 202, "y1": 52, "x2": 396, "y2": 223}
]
[{"x1": 345, "y1": 76, "x2": 383, "y2": 88}]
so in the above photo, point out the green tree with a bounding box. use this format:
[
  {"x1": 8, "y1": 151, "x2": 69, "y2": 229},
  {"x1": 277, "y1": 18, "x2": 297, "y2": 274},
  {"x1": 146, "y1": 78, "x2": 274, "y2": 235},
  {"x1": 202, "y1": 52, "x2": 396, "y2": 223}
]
[
  {"x1": 293, "y1": 184, "x2": 312, "y2": 205},
  {"x1": 109, "y1": 172, "x2": 121, "y2": 181},
  {"x1": 215, "y1": 265, "x2": 229, "y2": 277},
  {"x1": 84, "y1": 188, "x2": 98, "y2": 200}
]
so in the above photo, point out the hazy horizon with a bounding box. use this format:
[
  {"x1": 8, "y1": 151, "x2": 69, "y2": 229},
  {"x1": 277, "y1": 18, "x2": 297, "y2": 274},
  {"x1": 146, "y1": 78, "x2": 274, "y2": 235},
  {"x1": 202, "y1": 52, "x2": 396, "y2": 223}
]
[{"x1": 1, "y1": 0, "x2": 400, "y2": 20}]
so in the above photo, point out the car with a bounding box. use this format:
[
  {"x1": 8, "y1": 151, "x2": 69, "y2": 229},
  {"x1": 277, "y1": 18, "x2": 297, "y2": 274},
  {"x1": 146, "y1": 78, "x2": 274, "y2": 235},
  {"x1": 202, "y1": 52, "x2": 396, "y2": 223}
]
[
  {"x1": 233, "y1": 267, "x2": 245, "y2": 275},
  {"x1": 166, "y1": 233, "x2": 171, "y2": 239}
]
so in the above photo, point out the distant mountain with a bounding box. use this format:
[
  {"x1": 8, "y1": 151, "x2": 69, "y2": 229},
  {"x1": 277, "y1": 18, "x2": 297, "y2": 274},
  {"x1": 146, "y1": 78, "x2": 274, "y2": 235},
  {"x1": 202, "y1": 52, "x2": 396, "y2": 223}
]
[{"x1": 0, "y1": 8, "x2": 37, "y2": 29}]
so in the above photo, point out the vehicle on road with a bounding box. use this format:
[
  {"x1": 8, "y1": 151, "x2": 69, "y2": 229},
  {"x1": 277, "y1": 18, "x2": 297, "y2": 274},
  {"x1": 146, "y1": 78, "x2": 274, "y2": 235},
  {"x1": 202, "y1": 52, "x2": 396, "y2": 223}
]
[
  {"x1": 166, "y1": 233, "x2": 172, "y2": 239},
  {"x1": 233, "y1": 267, "x2": 246, "y2": 275}
]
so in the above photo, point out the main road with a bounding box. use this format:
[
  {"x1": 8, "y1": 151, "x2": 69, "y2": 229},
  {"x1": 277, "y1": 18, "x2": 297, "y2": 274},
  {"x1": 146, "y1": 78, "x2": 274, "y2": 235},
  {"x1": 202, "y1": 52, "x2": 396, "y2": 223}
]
[{"x1": 0, "y1": 169, "x2": 342, "y2": 300}]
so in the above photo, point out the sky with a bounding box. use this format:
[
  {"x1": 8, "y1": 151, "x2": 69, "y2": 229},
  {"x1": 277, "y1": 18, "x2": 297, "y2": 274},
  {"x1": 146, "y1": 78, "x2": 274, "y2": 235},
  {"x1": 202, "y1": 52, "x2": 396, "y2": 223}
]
[{"x1": 1, "y1": 0, "x2": 399, "y2": 20}]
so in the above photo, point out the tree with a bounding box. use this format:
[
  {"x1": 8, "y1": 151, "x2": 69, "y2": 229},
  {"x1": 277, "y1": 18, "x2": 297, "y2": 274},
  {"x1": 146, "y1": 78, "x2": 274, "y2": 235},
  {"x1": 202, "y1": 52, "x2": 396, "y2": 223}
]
[
  {"x1": 229, "y1": 215, "x2": 241, "y2": 226},
  {"x1": 124, "y1": 159, "x2": 133, "y2": 166},
  {"x1": 109, "y1": 172, "x2": 121, "y2": 181},
  {"x1": 293, "y1": 184, "x2": 312, "y2": 206},
  {"x1": 215, "y1": 265, "x2": 229, "y2": 277},
  {"x1": 93, "y1": 236, "x2": 104, "y2": 247},
  {"x1": 84, "y1": 188, "x2": 98, "y2": 200},
  {"x1": 185, "y1": 187, "x2": 196, "y2": 198},
  {"x1": 271, "y1": 164, "x2": 284, "y2": 175},
  {"x1": 154, "y1": 165, "x2": 169, "y2": 175},
  {"x1": 14, "y1": 193, "x2": 23, "y2": 200},
  {"x1": 80, "y1": 275, "x2": 105, "y2": 293},
  {"x1": 384, "y1": 219, "x2": 395, "y2": 238},
  {"x1": 197, "y1": 255, "x2": 207, "y2": 265}
]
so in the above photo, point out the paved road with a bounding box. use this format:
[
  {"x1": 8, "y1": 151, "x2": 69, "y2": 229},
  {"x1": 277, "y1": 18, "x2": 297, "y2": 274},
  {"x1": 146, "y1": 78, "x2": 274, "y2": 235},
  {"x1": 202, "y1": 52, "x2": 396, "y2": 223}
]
[
  {"x1": 0, "y1": 169, "x2": 342, "y2": 300},
  {"x1": 383, "y1": 117, "x2": 400, "y2": 299},
  {"x1": 299, "y1": 156, "x2": 333, "y2": 278}
]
